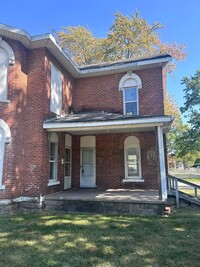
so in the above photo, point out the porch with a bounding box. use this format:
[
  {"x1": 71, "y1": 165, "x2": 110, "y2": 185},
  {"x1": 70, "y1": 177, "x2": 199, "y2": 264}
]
[
  {"x1": 44, "y1": 112, "x2": 174, "y2": 201},
  {"x1": 44, "y1": 188, "x2": 167, "y2": 215}
]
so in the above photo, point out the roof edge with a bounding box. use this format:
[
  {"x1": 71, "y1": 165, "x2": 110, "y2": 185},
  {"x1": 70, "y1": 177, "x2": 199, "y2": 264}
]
[{"x1": 0, "y1": 23, "x2": 172, "y2": 78}]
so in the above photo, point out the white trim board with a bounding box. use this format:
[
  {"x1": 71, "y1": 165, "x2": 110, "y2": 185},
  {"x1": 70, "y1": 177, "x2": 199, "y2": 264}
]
[{"x1": 43, "y1": 116, "x2": 173, "y2": 132}]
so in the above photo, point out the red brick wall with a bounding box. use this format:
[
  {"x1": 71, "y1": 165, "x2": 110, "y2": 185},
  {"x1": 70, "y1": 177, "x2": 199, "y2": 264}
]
[
  {"x1": 39, "y1": 50, "x2": 75, "y2": 196},
  {"x1": 72, "y1": 131, "x2": 159, "y2": 190},
  {"x1": 75, "y1": 67, "x2": 164, "y2": 116},
  {"x1": 20, "y1": 48, "x2": 75, "y2": 197},
  {"x1": 0, "y1": 39, "x2": 28, "y2": 199},
  {"x1": 0, "y1": 39, "x2": 75, "y2": 199}
]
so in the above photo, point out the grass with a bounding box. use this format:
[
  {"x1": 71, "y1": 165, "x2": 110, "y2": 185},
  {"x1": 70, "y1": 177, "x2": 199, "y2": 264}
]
[
  {"x1": 179, "y1": 189, "x2": 200, "y2": 198},
  {"x1": 0, "y1": 209, "x2": 200, "y2": 267},
  {"x1": 183, "y1": 178, "x2": 200, "y2": 184},
  {"x1": 177, "y1": 178, "x2": 200, "y2": 198}
]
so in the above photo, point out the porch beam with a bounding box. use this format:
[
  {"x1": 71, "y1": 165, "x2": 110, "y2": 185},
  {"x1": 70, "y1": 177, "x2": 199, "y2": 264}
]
[{"x1": 157, "y1": 126, "x2": 167, "y2": 200}]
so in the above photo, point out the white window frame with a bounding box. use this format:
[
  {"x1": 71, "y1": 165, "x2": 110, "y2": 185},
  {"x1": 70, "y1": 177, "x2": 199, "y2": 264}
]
[
  {"x1": 64, "y1": 147, "x2": 71, "y2": 178},
  {"x1": 0, "y1": 128, "x2": 5, "y2": 189},
  {"x1": 0, "y1": 119, "x2": 11, "y2": 190},
  {"x1": 48, "y1": 133, "x2": 60, "y2": 186},
  {"x1": 123, "y1": 87, "x2": 139, "y2": 115},
  {"x1": 119, "y1": 72, "x2": 142, "y2": 116},
  {"x1": 124, "y1": 136, "x2": 143, "y2": 182},
  {"x1": 0, "y1": 39, "x2": 15, "y2": 103}
]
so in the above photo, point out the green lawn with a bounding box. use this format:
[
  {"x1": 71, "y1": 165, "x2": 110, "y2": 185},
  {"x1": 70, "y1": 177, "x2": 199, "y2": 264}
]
[
  {"x1": 178, "y1": 178, "x2": 200, "y2": 198},
  {"x1": 0, "y1": 209, "x2": 200, "y2": 267},
  {"x1": 179, "y1": 189, "x2": 200, "y2": 198},
  {"x1": 183, "y1": 178, "x2": 200, "y2": 184}
]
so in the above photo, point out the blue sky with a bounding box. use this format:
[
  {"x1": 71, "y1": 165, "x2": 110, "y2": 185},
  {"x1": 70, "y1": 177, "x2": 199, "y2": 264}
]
[{"x1": 1, "y1": 0, "x2": 200, "y2": 112}]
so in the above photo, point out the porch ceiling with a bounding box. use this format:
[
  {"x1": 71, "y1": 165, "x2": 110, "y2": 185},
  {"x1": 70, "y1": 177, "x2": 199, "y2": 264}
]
[{"x1": 43, "y1": 112, "x2": 173, "y2": 135}]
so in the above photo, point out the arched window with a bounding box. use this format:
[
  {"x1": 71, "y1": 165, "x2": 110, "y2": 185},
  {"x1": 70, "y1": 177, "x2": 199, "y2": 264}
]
[
  {"x1": 0, "y1": 39, "x2": 15, "y2": 102},
  {"x1": 0, "y1": 119, "x2": 11, "y2": 189},
  {"x1": 119, "y1": 72, "x2": 142, "y2": 115},
  {"x1": 48, "y1": 132, "x2": 59, "y2": 185},
  {"x1": 124, "y1": 136, "x2": 142, "y2": 180}
]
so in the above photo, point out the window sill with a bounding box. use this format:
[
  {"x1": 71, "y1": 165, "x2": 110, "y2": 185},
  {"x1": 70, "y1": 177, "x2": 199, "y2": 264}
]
[
  {"x1": 0, "y1": 185, "x2": 5, "y2": 190},
  {"x1": 0, "y1": 100, "x2": 10, "y2": 104},
  {"x1": 122, "y1": 179, "x2": 144, "y2": 183},
  {"x1": 48, "y1": 180, "x2": 60, "y2": 187}
]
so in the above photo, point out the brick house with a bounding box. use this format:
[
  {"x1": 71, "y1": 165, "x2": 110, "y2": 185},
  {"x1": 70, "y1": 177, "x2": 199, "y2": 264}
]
[{"x1": 0, "y1": 24, "x2": 173, "y2": 208}]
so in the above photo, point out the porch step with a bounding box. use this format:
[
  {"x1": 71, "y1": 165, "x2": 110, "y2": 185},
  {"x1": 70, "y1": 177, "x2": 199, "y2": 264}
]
[{"x1": 45, "y1": 199, "x2": 166, "y2": 216}]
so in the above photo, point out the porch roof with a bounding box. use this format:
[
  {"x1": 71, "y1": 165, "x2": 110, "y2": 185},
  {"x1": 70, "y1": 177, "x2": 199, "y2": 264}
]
[{"x1": 43, "y1": 112, "x2": 173, "y2": 134}]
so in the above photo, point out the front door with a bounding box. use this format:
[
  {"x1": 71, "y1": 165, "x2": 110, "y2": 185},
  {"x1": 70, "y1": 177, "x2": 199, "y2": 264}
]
[
  {"x1": 64, "y1": 147, "x2": 71, "y2": 189},
  {"x1": 80, "y1": 148, "x2": 96, "y2": 187}
]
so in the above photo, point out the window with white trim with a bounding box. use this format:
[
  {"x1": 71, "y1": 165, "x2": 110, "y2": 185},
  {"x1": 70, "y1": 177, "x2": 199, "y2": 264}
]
[
  {"x1": 124, "y1": 87, "x2": 138, "y2": 115},
  {"x1": 124, "y1": 136, "x2": 142, "y2": 180},
  {"x1": 0, "y1": 128, "x2": 5, "y2": 188},
  {"x1": 119, "y1": 72, "x2": 142, "y2": 115},
  {"x1": 0, "y1": 119, "x2": 11, "y2": 189},
  {"x1": 0, "y1": 39, "x2": 15, "y2": 102},
  {"x1": 49, "y1": 133, "x2": 58, "y2": 182},
  {"x1": 50, "y1": 65, "x2": 63, "y2": 115}
]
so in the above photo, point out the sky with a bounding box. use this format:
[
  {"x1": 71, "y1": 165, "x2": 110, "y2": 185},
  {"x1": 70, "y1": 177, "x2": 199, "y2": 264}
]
[{"x1": 1, "y1": 0, "x2": 200, "y2": 115}]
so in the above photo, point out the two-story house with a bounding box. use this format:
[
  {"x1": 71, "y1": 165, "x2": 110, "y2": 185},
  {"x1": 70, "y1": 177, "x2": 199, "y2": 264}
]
[{"x1": 0, "y1": 24, "x2": 173, "y2": 211}]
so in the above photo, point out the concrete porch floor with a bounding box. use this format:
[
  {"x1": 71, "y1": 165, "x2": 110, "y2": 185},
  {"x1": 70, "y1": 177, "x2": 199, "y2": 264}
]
[{"x1": 45, "y1": 188, "x2": 164, "y2": 204}]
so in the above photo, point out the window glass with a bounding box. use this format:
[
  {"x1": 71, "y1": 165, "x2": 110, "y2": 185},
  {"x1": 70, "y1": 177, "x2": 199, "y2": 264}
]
[
  {"x1": 65, "y1": 148, "x2": 71, "y2": 177},
  {"x1": 124, "y1": 136, "x2": 141, "y2": 179},
  {"x1": 124, "y1": 88, "x2": 137, "y2": 101},
  {"x1": 50, "y1": 143, "x2": 56, "y2": 159},
  {"x1": 49, "y1": 135, "x2": 58, "y2": 181},
  {"x1": 50, "y1": 162, "x2": 57, "y2": 180},
  {"x1": 126, "y1": 147, "x2": 140, "y2": 177},
  {"x1": 125, "y1": 102, "x2": 137, "y2": 115},
  {"x1": 82, "y1": 149, "x2": 93, "y2": 163},
  {"x1": 124, "y1": 87, "x2": 138, "y2": 115},
  {"x1": 65, "y1": 163, "x2": 70, "y2": 177},
  {"x1": 82, "y1": 163, "x2": 94, "y2": 177},
  {"x1": 65, "y1": 148, "x2": 71, "y2": 162}
]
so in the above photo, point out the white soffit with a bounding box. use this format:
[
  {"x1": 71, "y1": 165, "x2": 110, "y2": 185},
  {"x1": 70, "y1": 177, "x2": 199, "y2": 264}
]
[{"x1": 43, "y1": 116, "x2": 173, "y2": 133}]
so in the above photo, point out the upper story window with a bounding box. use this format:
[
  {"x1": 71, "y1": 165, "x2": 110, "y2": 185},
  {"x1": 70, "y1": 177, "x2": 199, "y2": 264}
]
[
  {"x1": 50, "y1": 65, "x2": 63, "y2": 115},
  {"x1": 119, "y1": 72, "x2": 142, "y2": 115},
  {"x1": 124, "y1": 87, "x2": 138, "y2": 115},
  {"x1": 0, "y1": 38, "x2": 15, "y2": 102}
]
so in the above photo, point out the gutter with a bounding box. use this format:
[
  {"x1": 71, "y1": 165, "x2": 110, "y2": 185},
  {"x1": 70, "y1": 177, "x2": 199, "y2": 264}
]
[{"x1": 43, "y1": 116, "x2": 173, "y2": 131}]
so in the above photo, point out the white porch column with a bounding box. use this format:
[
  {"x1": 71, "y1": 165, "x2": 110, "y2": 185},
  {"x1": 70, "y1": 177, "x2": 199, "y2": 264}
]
[{"x1": 157, "y1": 126, "x2": 167, "y2": 200}]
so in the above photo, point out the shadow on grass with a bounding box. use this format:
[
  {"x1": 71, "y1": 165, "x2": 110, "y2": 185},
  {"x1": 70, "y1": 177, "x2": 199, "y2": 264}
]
[{"x1": 0, "y1": 208, "x2": 200, "y2": 267}]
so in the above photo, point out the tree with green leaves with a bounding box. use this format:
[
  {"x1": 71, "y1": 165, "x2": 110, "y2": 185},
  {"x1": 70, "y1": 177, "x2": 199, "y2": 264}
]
[
  {"x1": 164, "y1": 91, "x2": 183, "y2": 155},
  {"x1": 57, "y1": 11, "x2": 187, "y2": 70},
  {"x1": 177, "y1": 70, "x2": 200, "y2": 157},
  {"x1": 57, "y1": 26, "x2": 104, "y2": 65}
]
